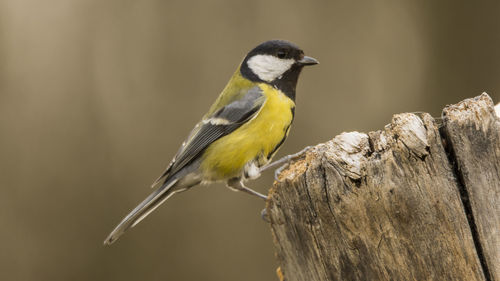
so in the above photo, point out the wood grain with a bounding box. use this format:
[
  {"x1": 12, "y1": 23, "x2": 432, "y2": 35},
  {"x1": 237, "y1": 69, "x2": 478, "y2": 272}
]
[
  {"x1": 442, "y1": 94, "x2": 500, "y2": 280},
  {"x1": 266, "y1": 95, "x2": 500, "y2": 281}
]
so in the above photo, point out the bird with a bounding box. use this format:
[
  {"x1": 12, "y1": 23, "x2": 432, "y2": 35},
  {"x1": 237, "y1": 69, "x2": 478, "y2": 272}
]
[{"x1": 104, "y1": 39, "x2": 318, "y2": 245}]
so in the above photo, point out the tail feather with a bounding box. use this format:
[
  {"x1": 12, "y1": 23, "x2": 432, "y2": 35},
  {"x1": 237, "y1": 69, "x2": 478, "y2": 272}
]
[{"x1": 104, "y1": 178, "x2": 179, "y2": 245}]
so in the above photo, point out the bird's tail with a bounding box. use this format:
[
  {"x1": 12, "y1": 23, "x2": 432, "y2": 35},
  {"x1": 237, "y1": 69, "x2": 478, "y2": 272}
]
[{"x1": 104, "y1": 178, "x2": 180, "y2": 245}]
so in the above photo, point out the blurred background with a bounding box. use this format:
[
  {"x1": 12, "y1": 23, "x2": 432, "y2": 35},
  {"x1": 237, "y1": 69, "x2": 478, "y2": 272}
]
[{"x1": 1, "y1": 1, "x2": 499, "y2": 280}]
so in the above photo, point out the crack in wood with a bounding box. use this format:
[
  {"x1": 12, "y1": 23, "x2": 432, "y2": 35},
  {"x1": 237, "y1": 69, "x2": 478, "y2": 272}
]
[
  {"x1": 439, "y1": 123, "x2": 492, "y2": 281},
  {"x1": 267, "y1": 94, "x2": 499, "y2": 281}
]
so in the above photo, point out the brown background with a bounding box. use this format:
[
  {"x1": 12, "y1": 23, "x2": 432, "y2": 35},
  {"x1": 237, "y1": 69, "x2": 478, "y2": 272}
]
[{"x1": 1, "y1": 1, "x2": 499, "y2": 280}]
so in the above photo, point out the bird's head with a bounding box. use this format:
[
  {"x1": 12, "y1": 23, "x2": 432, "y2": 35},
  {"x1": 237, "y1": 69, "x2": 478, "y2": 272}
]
[{"x1": 241, "y1": 40, "x2": 318, "y2": 84}]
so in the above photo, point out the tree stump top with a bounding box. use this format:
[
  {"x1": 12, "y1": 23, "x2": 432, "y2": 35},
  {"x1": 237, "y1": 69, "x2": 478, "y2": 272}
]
[{"x1": 267, "y1": 93, "x2": 499, "y2": 281}]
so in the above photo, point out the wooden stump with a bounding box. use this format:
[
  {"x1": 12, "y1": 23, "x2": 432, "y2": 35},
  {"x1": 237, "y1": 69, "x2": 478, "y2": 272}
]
[{"x1": 267, "y1": 94, "x2": 500, "y2": 281}]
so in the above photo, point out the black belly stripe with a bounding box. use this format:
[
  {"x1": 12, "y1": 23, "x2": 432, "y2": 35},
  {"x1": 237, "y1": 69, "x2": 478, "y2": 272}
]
[
  {"x1": 267, "y1": 122, "x2": 294, "y2": 160},
  {"x1": 267, "y1": 106, "x2": 295, "y2": 160},
  {"x1": 267, "y1": 129, "x2": 288, "y2": 159}
]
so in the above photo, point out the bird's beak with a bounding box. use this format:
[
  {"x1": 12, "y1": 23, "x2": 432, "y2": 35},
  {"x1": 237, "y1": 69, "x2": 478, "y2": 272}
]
[{"x1": 297, "y1": 56, "x2": 319, "y2": 66}]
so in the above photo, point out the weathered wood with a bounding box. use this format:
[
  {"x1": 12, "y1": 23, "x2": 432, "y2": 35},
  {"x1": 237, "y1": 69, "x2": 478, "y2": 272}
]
[
  {"x1": 267, "y1": 94, "x2": 500, "y2": 281},
  {"x1": 442, "y1": 94, "x2": 500, "y2": 280}
]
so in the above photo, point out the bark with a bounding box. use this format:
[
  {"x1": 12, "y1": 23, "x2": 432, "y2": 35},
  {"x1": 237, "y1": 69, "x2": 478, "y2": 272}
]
[
  {"x1": 267, "y1": 94, "x2": 499, "y2": 281},
  {"x1": 442, "y1": 95, "x2": 500, "y2": 280}
]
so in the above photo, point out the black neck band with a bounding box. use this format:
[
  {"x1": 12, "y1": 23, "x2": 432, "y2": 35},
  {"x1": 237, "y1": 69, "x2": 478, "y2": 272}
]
[{"x1": 240, "y1": 61, "x2": 303, "y2": 101}]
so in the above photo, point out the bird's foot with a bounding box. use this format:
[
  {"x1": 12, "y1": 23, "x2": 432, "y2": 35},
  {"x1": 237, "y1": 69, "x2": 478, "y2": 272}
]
[
  {"x1": 260, "y1": 146, "x2": 313, "y2": 182},
  {"x1": 226, "y1": 178, "x2": 268, "y2": 200}
]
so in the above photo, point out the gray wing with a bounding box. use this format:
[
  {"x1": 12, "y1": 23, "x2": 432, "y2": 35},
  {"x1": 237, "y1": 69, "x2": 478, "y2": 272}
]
[
  {"x1": 152, "y1": 86, "x2": 266, "y2": 186},
  {"x1": 104, "y1": 86, "x2": 266, "y2": 245}
]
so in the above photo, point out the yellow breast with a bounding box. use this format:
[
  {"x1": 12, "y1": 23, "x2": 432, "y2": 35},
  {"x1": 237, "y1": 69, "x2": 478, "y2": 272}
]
[{"x1": 200, "y1": 83, "x2": 295, "y2": 181}]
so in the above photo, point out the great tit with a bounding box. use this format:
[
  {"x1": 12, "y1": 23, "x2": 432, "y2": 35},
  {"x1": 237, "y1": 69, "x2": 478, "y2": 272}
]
[{"x1": 104, "y1": 39, "x2": 318, "y2": 245}]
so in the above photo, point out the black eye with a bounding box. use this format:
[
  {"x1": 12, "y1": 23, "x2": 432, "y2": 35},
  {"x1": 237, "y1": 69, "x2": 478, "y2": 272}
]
[{"x1": 277, "y1": 50, "x2": 287, "y2": 59}]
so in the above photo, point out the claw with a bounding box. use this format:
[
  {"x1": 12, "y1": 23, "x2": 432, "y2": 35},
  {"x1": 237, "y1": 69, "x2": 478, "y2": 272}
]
[
  {"x1": 260, "y1": 208, "x2": 270, "y2": 223},
  {"x1": 274, "y1": 164, "x2": 289, "y2": 182},
  {"x1": 266, "y1": 146, "x2": 313, "y2": 182}
]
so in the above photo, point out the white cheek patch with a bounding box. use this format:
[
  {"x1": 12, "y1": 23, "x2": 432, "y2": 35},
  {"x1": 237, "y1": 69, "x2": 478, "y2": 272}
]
[{"x1": 247, "y1": 54, "x2": 295, "y2": 82}]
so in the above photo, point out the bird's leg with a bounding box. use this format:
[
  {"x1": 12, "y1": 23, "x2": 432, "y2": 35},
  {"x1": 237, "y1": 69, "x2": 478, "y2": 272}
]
[
  {"x1": 226, "y1": 178, "x2": 268, "y2": 200},
  {"x1": 259, "y1": 146, "x2": 312, "y2": 180}
]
